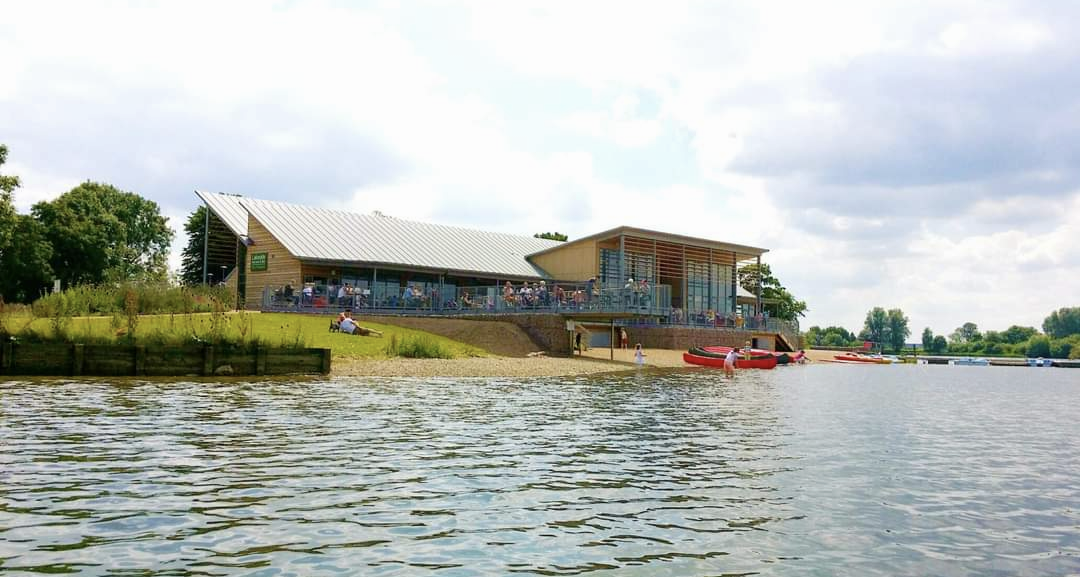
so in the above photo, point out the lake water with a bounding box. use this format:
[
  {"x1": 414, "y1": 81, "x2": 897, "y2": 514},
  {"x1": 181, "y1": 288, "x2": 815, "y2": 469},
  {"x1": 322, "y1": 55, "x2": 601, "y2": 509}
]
[{"x1": 2, "y1": 365, "x2": 1079, "y2": 576}]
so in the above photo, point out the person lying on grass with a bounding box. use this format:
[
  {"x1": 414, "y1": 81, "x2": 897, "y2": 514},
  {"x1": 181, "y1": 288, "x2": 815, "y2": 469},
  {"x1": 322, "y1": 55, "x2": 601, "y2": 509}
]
[{"x1": 339, "y1": 312, "x2": 383, "y2": 337}]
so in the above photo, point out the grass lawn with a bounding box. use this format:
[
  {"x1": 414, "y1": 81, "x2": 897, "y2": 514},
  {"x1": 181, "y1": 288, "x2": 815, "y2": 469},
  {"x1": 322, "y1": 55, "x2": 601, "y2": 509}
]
[{"x1": 6, "y1": 312, "x2": 487, "y2": 360}]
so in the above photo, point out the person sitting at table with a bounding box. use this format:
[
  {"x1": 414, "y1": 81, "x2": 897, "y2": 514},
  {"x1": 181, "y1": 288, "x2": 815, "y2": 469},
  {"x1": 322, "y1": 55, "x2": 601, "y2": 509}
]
[{"x1": 461, "y1": 291, "x2": 473, "y2": 308}]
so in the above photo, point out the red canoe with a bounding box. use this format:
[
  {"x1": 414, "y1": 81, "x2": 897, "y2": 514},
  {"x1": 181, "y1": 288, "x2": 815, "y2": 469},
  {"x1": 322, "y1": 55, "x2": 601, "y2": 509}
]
[
  {"x1": 698, "y1": 346, "x2": 804, "y2": 365},
  {"x1": 683, "y1": 352, "x2": 778, "y2": 369}
]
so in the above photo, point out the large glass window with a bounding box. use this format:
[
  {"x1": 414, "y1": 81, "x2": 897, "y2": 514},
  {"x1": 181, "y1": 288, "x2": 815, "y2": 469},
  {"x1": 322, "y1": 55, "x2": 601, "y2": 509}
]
[
  {"x1": 686, "y1": 261, "x2": 735, "y2": 316},
  {"x1": 600, "y1": 248, "x2": 621, "y2": 287}
]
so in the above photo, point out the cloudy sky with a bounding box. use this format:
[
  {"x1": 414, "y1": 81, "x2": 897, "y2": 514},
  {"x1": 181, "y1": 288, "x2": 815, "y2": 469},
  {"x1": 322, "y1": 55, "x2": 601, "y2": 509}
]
[{"x1": 3, "y1": 0, "x2": 1078, "y2": 336}]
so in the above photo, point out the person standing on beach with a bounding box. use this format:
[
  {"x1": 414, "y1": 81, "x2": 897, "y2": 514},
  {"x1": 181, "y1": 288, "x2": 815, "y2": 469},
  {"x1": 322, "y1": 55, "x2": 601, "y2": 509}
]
[
  {"x1": 634, "y1": 343, "x2": 646, "y2": 366},
  {"x1": 620, "y1": 328, "x2": 629, "y2": 349},
  {"x1": 724, "y1": 347, "x2": 738, "y2": 377}
]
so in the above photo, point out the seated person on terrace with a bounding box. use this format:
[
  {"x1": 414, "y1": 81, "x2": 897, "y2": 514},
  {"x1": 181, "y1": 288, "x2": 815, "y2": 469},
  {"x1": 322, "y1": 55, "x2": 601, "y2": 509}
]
[
  {"x1": 461, "y1": 291, "x2": 473, "y2": 308},
  {"x1": 503, "y1": 281, "x2": 516, "y2": 305}
]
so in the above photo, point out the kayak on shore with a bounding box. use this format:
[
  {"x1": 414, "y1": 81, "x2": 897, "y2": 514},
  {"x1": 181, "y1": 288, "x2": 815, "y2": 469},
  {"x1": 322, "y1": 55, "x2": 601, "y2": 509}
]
[
  {"x1": 695, "y1": 346, "x2": 805, "y2": 365},
  {"x1": 683, "y1": 351, "x2": 779, "y2": 369},
  {"x1": 830, "y1": 353, "x2": 897, "y2": 364}
]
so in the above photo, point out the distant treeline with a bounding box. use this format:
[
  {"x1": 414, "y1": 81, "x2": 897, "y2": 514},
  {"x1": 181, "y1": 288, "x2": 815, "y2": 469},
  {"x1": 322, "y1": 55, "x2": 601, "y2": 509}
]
[{"x1": 805, "y1": 306, "x2": 1080, "y2": 359}]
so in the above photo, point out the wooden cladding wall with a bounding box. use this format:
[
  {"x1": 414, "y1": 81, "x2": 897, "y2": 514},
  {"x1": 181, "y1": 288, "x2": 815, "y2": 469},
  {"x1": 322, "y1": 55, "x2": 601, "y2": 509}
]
[
  {"x1": 528, "y1": 239, "x2": 599, "y2": 282},
  {"x1": 245, "y1": 214, "x2": 302, "y2": 309}
]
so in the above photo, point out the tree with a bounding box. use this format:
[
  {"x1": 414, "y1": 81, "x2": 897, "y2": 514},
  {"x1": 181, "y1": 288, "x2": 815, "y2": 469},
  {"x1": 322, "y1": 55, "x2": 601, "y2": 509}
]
[
  {"x1": 885, "y1": 309, "x2": 910, "y2": 352},
  {"x1": 861, "y1": 307, "x2": 888, "y2": 347},
  {"x1": 1026, "y1": 335, "x2": 1051, "y2": 358},
  {"x1": 33, "y1": 181, "x2": 173, "y2": 287},
  {"x1": 931, "y1": 335, "x2": 948, "y2": 353},
  {"x1": 922, "y1": 327, "x2": 934, "y2": 352},
  {"x1": 949, "y1": 322, "x2": 981, "y2": 344},
  {"x1": 1043, "y1": 307, "x2": 1080, "y2": 339},
  {"x1": 804, "y1": 325, "x2": 858, "y2": 347},
  {"x1": 0, "y1": 214, "x2": 53, "y2": 302},
  {"x1": 180, "y1": 206, "x2": 207, "y2": 285},
  {"x1": 534, "y1": 232, "x2": 568, "y2": 242},
  {"x1": 0, "y1": 144, "x2": 20, "y2": 263},
  {"x1": 1002, "y1": 325, "x2": 1038, "y2": 344},
  {"x1": 0, "y1": 145, "x2": 51, "y2": 303},
  {"x1": 738, "y1": 262, "x2": 808, "y2": 321}
]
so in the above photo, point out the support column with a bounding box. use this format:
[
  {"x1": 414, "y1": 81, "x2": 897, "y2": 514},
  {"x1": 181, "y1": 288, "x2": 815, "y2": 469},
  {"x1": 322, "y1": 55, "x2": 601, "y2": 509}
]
[
  {"x1": 730, "y1": 258, "x2": 738, "y2": 315},
  {"x1": 756, "y1": 255, "x2": 763, "y2": 315},
  {"x1": 202, "y1": 204, "x2": 210, "y2": 285}
]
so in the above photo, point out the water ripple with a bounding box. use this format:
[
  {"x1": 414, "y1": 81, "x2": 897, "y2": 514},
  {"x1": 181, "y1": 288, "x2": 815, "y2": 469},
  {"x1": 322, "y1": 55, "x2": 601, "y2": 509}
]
[{"x1": 2, "y1": 367, "x2": 1079, "y2": 575}]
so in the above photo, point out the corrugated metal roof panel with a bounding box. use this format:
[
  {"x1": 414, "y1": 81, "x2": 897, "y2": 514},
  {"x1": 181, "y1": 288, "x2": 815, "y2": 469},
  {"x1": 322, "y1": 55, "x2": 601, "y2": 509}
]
[
  {"x1": 196, "y1": 190, "x2": 249, "y2": 237},
  {"x1": 233, "y1": 196, "x2": 560, "y2": 279}
]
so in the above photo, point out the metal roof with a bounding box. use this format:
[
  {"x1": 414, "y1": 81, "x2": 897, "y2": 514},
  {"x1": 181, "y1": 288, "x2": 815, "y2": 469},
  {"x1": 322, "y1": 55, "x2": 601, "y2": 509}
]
[
  {"x1": 195, "y1": 190, "x2": 249, "y2": 237},
  {"x1": 233, "y1": 196, "x2": 561, "y2": 279}
]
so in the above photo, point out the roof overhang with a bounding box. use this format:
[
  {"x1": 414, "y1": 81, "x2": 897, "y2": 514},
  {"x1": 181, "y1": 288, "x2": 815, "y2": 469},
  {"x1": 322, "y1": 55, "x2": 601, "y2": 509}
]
[
  {"x1": 526, "y1": 225, "x2": 768, "y2": 262},
  {"x1": 297, "y1": 258, "x2": 549, "y2": 282}
]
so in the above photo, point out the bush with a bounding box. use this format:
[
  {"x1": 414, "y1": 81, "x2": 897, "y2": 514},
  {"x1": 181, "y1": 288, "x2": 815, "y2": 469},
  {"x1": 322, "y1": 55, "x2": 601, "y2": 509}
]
[
  {"x1": 1049, "y1": 338, "x2": 1073, "y2": 360},
  {"x1": 383, "y1": 334, "x2": 453, "y2": 359},
  {"x1": 1026, "y1": 335, "x2": 1052, "y2": 358},
  {"x1": 32, "y1": 282, "x2": 235, "y2": 317}
]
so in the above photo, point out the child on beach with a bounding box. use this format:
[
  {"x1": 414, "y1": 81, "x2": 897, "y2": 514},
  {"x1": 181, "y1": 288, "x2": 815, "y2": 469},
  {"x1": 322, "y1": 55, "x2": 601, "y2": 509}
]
[{"x1": 634, "y1": 343, "x2": 646, "y2": 366}]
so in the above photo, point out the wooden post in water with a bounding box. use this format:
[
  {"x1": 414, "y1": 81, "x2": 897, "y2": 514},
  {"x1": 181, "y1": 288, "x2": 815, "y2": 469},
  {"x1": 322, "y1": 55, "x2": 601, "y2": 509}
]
[
  {"x1": 255, "y1": 345, "x2": 267, "y2": 376},
  {"x1": 1, "y1": 341, "x2": 12, "y2": 374},
  {"x1": 202, "y1": 344, "x2": 214, "y2": 376},
  {"x1": 134, "y1": 346, "x2": 145, "y2": 376},
  {"x1": 71, "y1": 344, "x2": 84, "y2": 377},
  {"x1": 320, "y1": 348, "x2": 332, "y2": 374}
]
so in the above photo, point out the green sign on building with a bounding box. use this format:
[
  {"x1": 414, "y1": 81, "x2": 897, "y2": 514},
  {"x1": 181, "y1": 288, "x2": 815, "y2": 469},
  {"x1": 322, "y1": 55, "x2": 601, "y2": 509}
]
[{"x1": 250, "y1": 252, "x2": 268, "y2": 271}]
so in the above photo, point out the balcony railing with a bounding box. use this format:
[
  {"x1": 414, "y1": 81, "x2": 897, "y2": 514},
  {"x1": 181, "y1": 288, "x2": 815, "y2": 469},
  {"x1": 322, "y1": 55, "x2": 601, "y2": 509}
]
[
  {"x1": 259, "y1": 281, "x2": 800, "y2": 344},
  {"x1": 261, "y1": 282, "x2": 673, "y2": 316}
]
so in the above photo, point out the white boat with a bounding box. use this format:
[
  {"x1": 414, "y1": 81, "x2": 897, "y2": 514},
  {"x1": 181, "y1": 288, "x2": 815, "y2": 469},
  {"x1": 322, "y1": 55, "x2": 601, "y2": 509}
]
[
  {"x1": 1027, "y1": 358, "x2": 1053, "y2": 367},
  {"x1": 949, "y1": 357, "x2": 990, "y2": 366}
]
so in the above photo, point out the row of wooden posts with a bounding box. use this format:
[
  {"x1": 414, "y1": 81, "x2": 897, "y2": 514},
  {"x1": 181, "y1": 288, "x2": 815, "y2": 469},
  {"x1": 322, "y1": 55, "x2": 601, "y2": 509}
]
[{"x1": 0, "y1": 342, "x2": 331, "y2": 377}]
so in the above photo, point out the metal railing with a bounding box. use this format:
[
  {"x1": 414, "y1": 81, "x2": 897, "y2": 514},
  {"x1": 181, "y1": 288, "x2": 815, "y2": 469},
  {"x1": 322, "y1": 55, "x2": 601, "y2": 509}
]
[
  {"x1": 259, "y1": 281, "x2": 799, "y2": 343},
  {"x1": 624, "y1": 313, "x2": 801, "y2": 344},
  {"x1": 261, "y1": 282, "x2": 673, "y2": 317}
]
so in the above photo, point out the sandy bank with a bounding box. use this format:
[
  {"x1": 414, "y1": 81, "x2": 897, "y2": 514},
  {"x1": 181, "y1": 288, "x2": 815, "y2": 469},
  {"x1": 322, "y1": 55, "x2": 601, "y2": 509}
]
[
  {"x1": 332, "y1": 346, "x2": 826, "y2": 378},
  {"x1": 332, "y1": 355, "x2": 637, "y2": 378}
]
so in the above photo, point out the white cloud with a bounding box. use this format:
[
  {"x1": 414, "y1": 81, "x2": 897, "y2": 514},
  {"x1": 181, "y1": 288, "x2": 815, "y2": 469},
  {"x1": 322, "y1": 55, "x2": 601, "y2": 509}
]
[{"x1": 2, "y1": 0, "x2": 1077, "y2": 336}]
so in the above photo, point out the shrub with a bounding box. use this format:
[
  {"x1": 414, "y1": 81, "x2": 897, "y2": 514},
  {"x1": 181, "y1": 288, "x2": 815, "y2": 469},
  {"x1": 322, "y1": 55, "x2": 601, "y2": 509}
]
[
  {"x1": 1049, "y1": 339, "x2": 1072, "y2": 360},
  {"x1": 1026, "y1": 335, "x2": 1051, "y2": 358},
  {"x1": 32, "y1": 282, "x2": 236, "y2": 317},
  {"x1": 383, "y1": 334, "x2": 453, "y2": 359}
]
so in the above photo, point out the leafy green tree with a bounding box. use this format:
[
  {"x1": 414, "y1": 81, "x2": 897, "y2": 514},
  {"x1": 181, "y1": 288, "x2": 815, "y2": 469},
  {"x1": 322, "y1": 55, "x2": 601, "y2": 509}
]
[
  {"x1": 1026, "y1": 335, "x2": 1051, "y2": 358},
  {"x1": 0, "y1": 144, "x2": 21, "y2": 264},
  {"x1": 861, "y1": 307, "x2": 888, "y2": 348},
  {"x1": 0, "y1": 214, "x2": 53, "y2": 302},
  {"x1": 534, "y1": 232, "x2": 568, "y2": 242},
  {"x1": 180, "y1": 206, "x2": 207, "y2": 285},
  {"x1": 949, "y1": 322, "x2": 981, "y2": 344},
  {"x1": 1002, "y1": 325, "x2": 1038, "y2": 344},
  {"x1": 1050, "y1": 339, "x2": 1073, "y2": 359},
  {"x1": 738, "y1": 263, "x2": 808, "y2": 321},
  {"x1": 921, "y1": 327, "x2": 934, "y2": 352},
  {"x1": 931, "y1": 335, "x2": 948, "y2": 353},
  {"x1": 886, "y1": 309, "x2": 910, "y2": 352},
  {"x1": 805, "y1": 325, "x2": 858, "y2": 347},
  {"x1": 0, "y1": 145, "x2": 52, "y2": 303},
  {"x1": 1043, "y1": 307, "x2": 1080, "y2": 339},
  {"x1": 33, "y1": 182, "x2": 173, "y2": 286}
]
